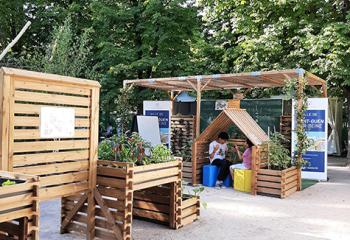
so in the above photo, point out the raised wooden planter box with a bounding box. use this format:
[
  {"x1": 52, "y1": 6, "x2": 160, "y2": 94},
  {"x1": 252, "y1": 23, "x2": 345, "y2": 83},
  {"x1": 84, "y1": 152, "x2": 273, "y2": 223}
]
[
  {"x1": 255, "y1": 166, "x2": 300, "y2": 198},
  {"x1": 0, "y1": 171, "x2": 40, "y2": 240},
  {"x1": 63, "y1": 159, "x2": 183, "y2": 240}
]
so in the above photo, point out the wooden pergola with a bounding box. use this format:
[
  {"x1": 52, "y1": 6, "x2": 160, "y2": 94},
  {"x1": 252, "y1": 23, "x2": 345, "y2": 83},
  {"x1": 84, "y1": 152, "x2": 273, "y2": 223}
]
[{"x1": 123, "y1": 68, "x2": 327, "y2": 138}]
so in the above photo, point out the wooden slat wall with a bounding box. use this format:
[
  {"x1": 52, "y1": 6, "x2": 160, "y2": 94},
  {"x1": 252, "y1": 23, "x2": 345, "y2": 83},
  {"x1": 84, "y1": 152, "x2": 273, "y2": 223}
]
[
  {"x1": 171, "y1": 116, "x2": 195, "y2": 183},
  {"x1": 133, "y1": 160, "x2": 182, "y2": 191},
  {"x1": 280, "y1": 115, "x2": 292, "y2": 150},
  {"x1": 0, "y1": 68, "x2": 100, "y2": 201}
]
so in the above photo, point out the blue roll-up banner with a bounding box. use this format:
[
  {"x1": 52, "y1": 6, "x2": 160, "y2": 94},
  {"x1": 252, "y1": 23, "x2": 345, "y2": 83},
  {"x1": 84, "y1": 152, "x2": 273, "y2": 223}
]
[
  {"x1": 292, "y1": 98, "x2": 328, "y2": 181},
  {"x1": 143, "y1": 101, "x2": 172, "y2": 148}
]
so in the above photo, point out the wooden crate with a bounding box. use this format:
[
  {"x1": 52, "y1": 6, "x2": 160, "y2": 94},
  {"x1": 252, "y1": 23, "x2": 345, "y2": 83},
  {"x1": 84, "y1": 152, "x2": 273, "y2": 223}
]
[
  {"x1": 133, "y1": 187, "x2": 199, "y2": 229},
  {"x1": 63, "y1": 159, "x2": 182, "y2": 239},
  {"x1": 0, "y1": 171, "x2": 40, "y2": 240},
  {"x1": 0, "y1": 67, "x2": 100, "y2": 200},
  {"x1": 252, "y1": 144, "x2": 300, "y2": 198},
  {"x1": 133, "y1": 184, "x2": 181, "y2": 228},
  {"x1": 254, "y1": 167, "x2": 300, "y2": 198},
  {"x1": 179, "y1": 194, "x2": 200, "y2": 228}
]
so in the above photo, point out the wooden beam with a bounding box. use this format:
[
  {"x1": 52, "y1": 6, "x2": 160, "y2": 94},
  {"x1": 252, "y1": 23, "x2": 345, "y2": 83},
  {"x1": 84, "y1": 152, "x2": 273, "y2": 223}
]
[
  {"x1": 61, "y1": 194, "x2": 88, "y2": 232},
  {"x1": 94, "y1": 189, "x2": 123, "y2": 240},
  {"x1": 186, "y1": 80, "x2": 197, "y2": 91},
  {"x1": 322, "y1": 83, "x2": 327, "y2": 97},
  {"x1": 195, "y1": 78, "x2": 202, "y2": 138},
  {"x1": 200, "y1": 78, "x2": 213, "y2": 91}
]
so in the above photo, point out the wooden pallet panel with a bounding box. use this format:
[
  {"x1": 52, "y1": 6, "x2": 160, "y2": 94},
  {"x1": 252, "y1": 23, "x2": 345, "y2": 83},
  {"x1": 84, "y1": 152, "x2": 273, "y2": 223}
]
[{"x1": 0, "y1": 68, "x2": 100, "y2": 202}]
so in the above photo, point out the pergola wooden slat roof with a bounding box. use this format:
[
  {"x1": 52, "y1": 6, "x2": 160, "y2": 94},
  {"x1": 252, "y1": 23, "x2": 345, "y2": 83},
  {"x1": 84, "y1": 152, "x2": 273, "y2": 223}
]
[
  {"x1": 123, "y1": 69, "x2": 326, "y2": 92},
  {"x1": 197, "y1": 109, "x2": 269, "y2": 145},
  {"x1": 124, "y1": 68, "x2": 327, "y2": 137}
]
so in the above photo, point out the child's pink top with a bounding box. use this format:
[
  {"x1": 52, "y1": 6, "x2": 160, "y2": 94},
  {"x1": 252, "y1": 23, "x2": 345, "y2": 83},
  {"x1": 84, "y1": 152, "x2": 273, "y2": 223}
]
[{"x1": 243, "y1": 148, "x2": 252, "y2": 169}]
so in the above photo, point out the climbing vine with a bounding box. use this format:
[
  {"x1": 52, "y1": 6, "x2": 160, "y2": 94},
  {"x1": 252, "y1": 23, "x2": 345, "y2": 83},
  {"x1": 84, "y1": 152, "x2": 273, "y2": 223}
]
[{"x1": 283, "y1": 77, "x2": 311, "y2": 168}]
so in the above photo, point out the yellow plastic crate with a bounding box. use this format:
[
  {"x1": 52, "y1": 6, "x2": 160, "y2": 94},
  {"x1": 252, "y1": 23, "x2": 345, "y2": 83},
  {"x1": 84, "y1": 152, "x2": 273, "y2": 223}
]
[{"x1": 233, "y1": 169, "x2": 252, "y2": 192}]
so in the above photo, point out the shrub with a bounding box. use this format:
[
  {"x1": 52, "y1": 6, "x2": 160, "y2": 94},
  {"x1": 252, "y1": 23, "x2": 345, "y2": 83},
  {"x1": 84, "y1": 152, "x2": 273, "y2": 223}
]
[{"x1": 267, "y1": 132, "x2": 292, "y2": 170}]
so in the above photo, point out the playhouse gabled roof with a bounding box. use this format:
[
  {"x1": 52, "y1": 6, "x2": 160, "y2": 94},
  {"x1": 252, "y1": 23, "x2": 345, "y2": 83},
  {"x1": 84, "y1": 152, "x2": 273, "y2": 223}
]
[{"x1": 197, "y1": 108, "x2": 269, "y2": 145}]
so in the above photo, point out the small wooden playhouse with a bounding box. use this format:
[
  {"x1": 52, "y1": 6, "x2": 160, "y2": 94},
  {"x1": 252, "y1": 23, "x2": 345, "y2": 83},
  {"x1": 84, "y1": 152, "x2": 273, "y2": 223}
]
[
  {"x1": 192, "y1": 102, "x2": 269, "y2": 186},
  {"x1": 192, "y1": 103, "x2": 302, "y2": 198}
]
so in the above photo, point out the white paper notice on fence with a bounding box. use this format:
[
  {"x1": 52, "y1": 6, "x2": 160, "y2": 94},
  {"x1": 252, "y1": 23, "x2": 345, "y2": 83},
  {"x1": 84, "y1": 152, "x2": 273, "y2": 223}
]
[{"x1": 40, "y1": 107, "x2": 75, "y2": 138}]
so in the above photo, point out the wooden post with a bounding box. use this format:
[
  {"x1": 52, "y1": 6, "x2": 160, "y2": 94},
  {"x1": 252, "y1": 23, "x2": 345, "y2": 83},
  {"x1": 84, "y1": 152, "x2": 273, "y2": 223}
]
[
  {"x1": 32, "y1": 178, "x2": 40, "y2": 240},
  {"x1": 18, "y1": 217, "x2": 28, "y2": 240},
  {"x1": 296, "y1": 73, "x2": 305, "y2": 191},
  {"x1": 322, "y1": 83, "x2": 327, "y2": 97},
  {"x1": 251, "y1": 146, "x2": 258, "y2": 195},
  {"x1": 87, "y1": 87, "x2": 100, "y2": 240},
  {"x1": 195, "y1": 77, "x2": 202, "y2": 138},
  {"x1": 0, "y1": 74, "x2": 10, "y2": 171}
]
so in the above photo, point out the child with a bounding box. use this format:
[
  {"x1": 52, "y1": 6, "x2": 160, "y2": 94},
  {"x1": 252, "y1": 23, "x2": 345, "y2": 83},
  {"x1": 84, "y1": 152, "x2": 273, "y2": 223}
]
[
  {"x1": 209, "y1": 132, "x2": 231, "y2": 187},
  {"x1": 230, "y1": 138, "x2": 254, "y2": 176}
]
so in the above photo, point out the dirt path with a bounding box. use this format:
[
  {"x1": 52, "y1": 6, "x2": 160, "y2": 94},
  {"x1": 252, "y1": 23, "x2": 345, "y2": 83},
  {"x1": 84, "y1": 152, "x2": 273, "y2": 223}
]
[{"x1": 41, "y1": 165, "x2": 350, "y2": 240}]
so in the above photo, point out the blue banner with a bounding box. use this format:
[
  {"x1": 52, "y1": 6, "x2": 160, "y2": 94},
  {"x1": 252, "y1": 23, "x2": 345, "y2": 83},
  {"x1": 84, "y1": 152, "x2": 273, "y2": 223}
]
[
  {"x1": 302, "y1": 151, "x2": 325, "y2": 172},
  {"x1": 145, "y1": 110, "x2": 170, "y2": 128},
  {"x1": 304, "y1": 110, "x2": 326, "y2": 132}
]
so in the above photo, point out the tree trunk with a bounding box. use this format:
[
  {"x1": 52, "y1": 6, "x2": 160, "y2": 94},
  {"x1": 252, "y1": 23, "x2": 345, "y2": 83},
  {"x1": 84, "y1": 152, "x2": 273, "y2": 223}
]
[
  {"x1": 345, "y1": 86, "x2": 350, "y2": 159},
  {"x1": 131, "y1": 0, "x2": 143, "y2": 79}
]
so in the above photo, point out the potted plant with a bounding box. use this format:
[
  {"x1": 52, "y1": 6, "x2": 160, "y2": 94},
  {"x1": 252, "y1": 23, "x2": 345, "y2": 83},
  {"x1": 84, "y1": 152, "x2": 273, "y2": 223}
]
[{"x1": 254, "y1": 133, "x2": 300, "y2": 198}]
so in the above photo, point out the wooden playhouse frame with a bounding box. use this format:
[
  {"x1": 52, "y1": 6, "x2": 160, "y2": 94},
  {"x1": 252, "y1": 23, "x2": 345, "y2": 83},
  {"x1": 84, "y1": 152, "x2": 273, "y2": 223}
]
[{"x1": 124, "y1": 68, "x2": 327, "y2": 185}]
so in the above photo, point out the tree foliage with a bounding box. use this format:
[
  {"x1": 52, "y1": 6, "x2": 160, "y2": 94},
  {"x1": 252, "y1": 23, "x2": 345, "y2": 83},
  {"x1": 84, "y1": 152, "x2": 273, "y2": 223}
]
[{"x1": 2, "y1": 0, "x2": 350, "y2": 144}]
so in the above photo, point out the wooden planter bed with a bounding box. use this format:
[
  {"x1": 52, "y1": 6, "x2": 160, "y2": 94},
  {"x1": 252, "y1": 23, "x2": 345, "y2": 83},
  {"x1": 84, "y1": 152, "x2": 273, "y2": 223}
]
[
  {"x1": 254, "y1": 167, "x2": 300, "y2": 199},
  {"x1": 133, "y1": 186, "x2": 200, "y2": 229},
  {"x1": 0, "y1": 171, "x2": 40, "y2": 240},
  {"x1": 62, "y1": 159, "x2": 183, "y2": 240}
]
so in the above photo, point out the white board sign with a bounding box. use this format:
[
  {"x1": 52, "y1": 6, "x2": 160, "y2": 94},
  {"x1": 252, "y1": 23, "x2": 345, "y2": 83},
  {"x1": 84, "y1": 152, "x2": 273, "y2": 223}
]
[
  {"x1": 40, "y1": 107, "x2": 75, "y2": 138},
  {"x1": 137, "y1": 116, "x2": 161, "y2": 147},
  {"x1": 292, "y1": 98, "x2": 328, "y2": 181},
  {"x1": 143, "y1": 101, "x2": 171, "y2": 147}
]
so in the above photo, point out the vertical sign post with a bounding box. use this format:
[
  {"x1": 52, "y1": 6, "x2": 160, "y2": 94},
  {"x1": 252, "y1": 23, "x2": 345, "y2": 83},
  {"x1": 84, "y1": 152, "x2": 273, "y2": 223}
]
[
  {"x1": 143, "y1": 101, "x2": 172, "y2": 148},
  {"x1": 292, "y1": 98, "x2": 328, "y2": 181}
]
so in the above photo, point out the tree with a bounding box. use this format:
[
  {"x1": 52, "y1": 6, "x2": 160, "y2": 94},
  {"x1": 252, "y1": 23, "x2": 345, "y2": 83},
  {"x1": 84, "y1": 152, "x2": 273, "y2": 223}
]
[
  {"x1": 90, "y1": 0, "x2": 200, "y2": 127},
  {"x1": 198, "y1": 0, "x2": 350, "y2": 154}
]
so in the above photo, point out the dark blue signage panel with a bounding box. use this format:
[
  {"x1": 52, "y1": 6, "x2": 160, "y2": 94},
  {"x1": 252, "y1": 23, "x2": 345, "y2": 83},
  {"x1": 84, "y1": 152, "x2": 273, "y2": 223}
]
[
  {"x1": 145, "y1": 110, "x2": 170, "y2": 128},
  {"x1": 302, "y1": 151, "x2": 325, "y2": 172},
  {"x1": 304, "y1": 110, "x2": 326, "y2": 132}
]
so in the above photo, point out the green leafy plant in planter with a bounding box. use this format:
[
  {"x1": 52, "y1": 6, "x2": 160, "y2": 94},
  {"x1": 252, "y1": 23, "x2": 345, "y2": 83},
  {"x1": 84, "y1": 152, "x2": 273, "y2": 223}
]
[
  {"x1": 98, "y1": 139, "x2": 115, "y2": 160},
  {"x1": 149, "y1": 145, "x2": 174, "y2": 164},
  {"x1": 98, "y1": 132, "x2": 175, "y2": 166},
  {"x1": 267, "y1": 133, "x2": 292, "y2": 170},
  {"x1": 1, "y1": 179, "x2": 16, "y2": 187}
]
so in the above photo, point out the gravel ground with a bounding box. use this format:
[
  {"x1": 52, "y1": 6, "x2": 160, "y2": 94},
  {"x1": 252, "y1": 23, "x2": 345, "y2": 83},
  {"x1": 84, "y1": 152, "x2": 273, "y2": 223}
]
[{"x1": 41, "y1": 164, "x2": 350, "y2": 240}]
